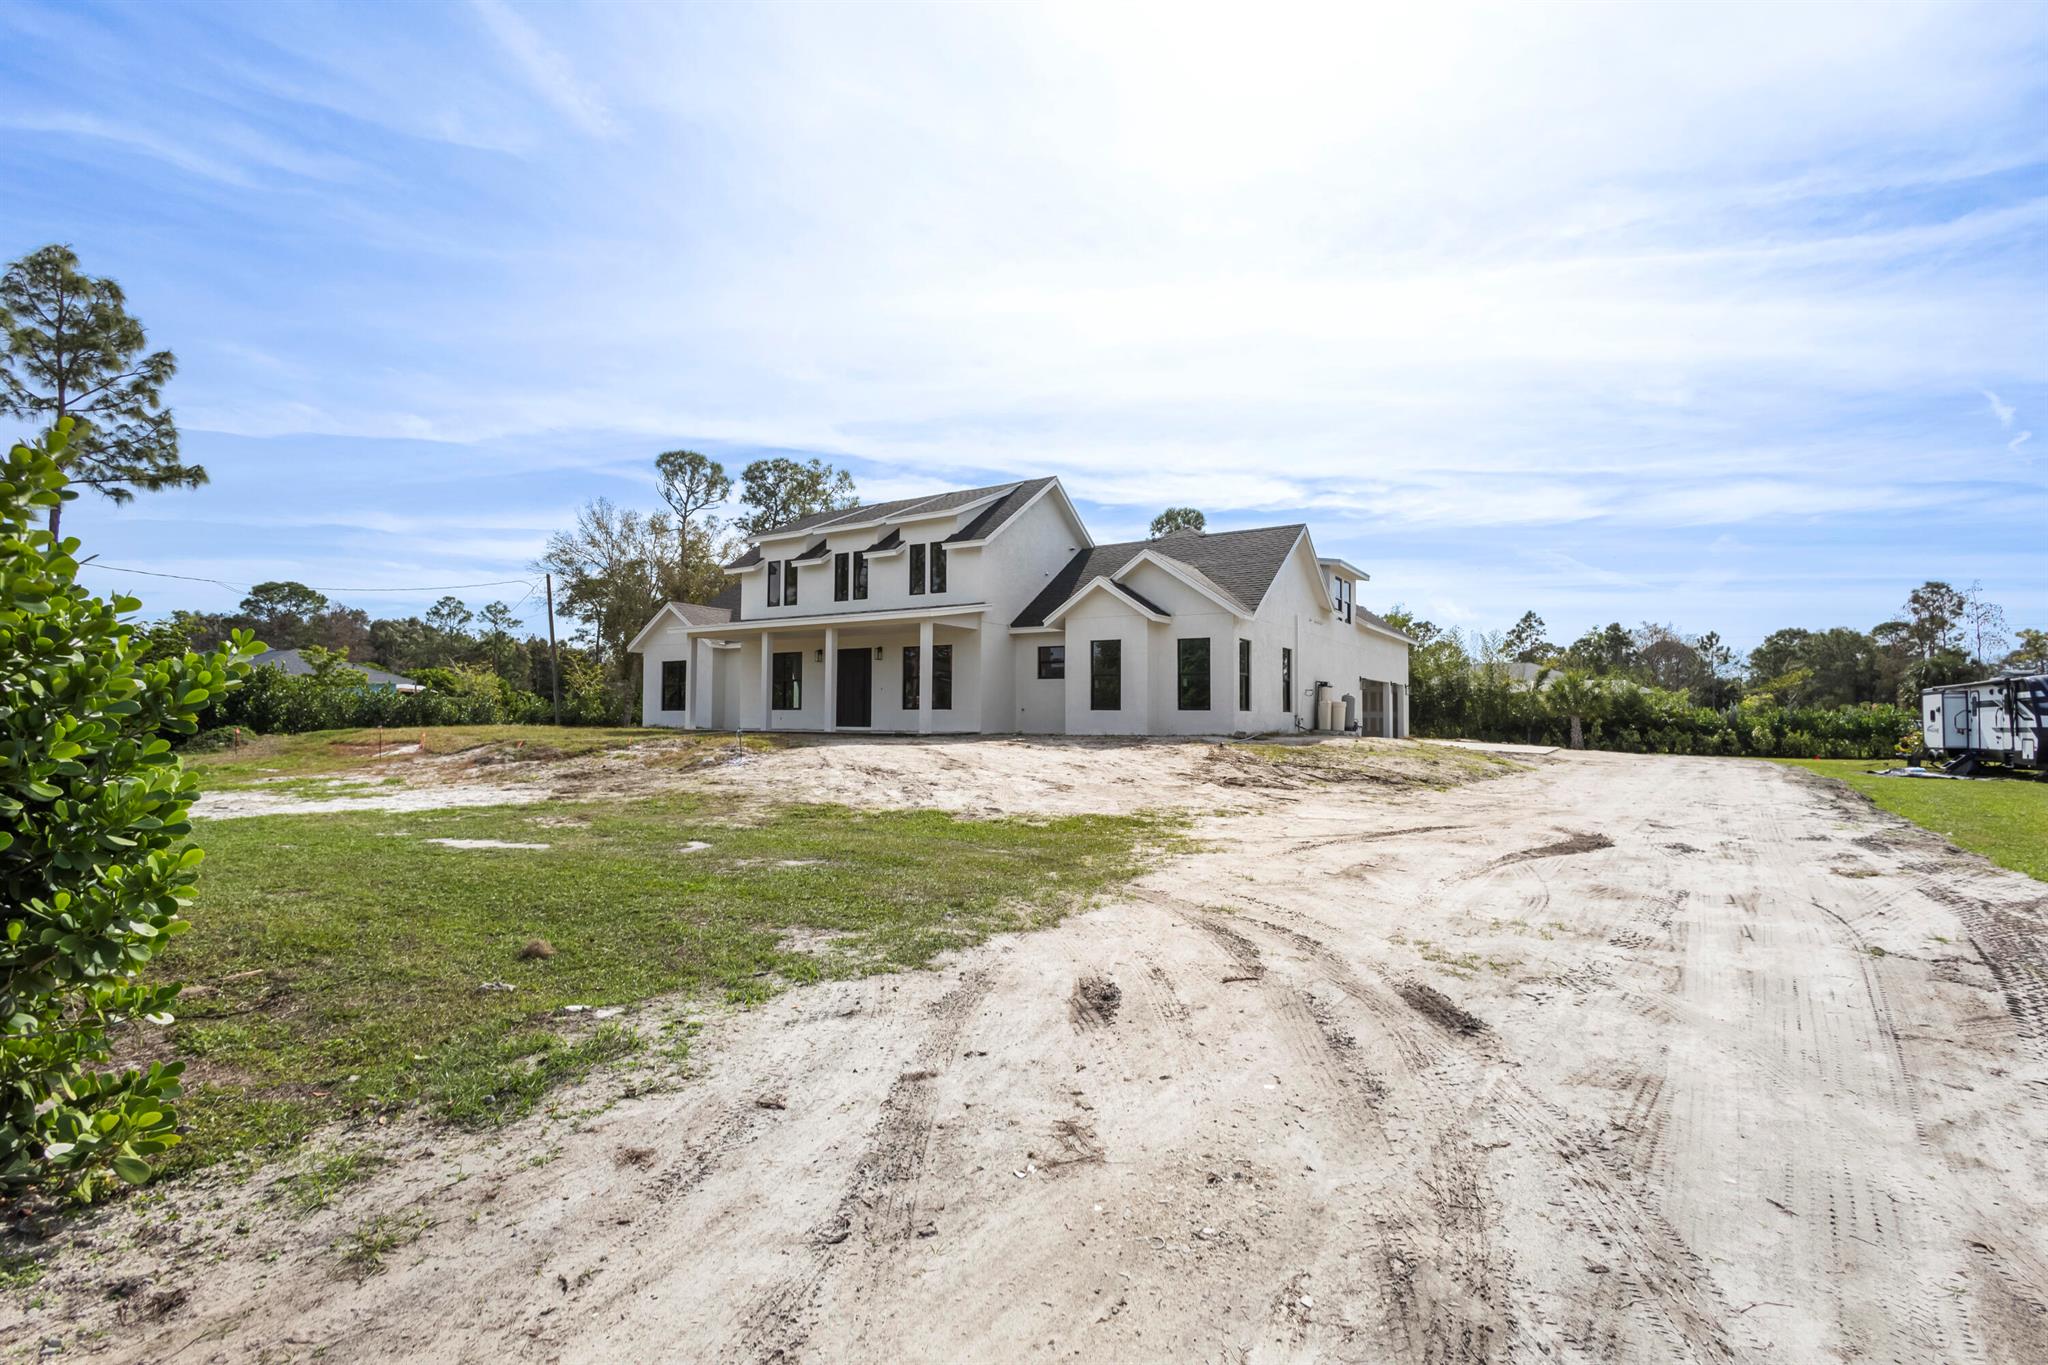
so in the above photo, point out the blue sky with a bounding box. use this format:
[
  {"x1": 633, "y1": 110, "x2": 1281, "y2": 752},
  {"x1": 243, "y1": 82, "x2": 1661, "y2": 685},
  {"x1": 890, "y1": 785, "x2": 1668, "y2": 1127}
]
[{"x1": 2, "y1": 0, "x2": 2043, "y2": 650}]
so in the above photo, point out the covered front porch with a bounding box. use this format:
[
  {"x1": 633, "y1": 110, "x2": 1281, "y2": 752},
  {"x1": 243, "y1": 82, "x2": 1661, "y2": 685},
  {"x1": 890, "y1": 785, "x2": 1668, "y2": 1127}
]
[{"x1": 682, "y1": 605, "x2": 986, "y2": 734}]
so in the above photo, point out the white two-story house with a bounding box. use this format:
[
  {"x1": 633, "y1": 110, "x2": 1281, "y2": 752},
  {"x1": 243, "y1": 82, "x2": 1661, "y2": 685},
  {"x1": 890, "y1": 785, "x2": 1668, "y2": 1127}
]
[{"x1": 627, "y1": 477, "x2": 1411, "y2": 738}]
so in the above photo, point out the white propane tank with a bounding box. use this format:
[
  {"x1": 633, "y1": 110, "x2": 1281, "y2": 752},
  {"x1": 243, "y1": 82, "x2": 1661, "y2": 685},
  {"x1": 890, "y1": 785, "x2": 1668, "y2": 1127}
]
[{"x1": 1314, "y1": 682, "x2": 1333, "y2": 730}]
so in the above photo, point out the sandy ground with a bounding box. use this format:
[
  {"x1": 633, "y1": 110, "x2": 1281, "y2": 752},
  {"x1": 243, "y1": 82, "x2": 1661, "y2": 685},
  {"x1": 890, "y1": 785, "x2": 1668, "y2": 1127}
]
[
  {"x1": 12, "y1": 743, "x2": 2048, "y2": 1363},
  {"x1": 191, "y1": 733, "x2": 1494, "y2": 819}
]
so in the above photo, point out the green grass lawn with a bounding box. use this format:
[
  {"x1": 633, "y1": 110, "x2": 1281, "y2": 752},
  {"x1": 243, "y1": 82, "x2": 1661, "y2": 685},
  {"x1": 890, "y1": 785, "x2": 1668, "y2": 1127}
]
[
  {"x1": 183, "y1": 724, "x2": 739, "y2": 789},
  {"x1": 1774, "y1": 759, "x2": 2048, "y2": 882},
  {"x1": 151, "y1": 794, "x2": 1176, "y2": 1175}
]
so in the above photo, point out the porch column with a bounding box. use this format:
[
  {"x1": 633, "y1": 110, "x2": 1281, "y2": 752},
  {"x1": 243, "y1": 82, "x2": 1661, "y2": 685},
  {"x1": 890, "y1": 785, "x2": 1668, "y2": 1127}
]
[
  {"x1": 1398, "y1": 685, "x2": 1410, "y2": 738},
  {"x1": 687, "y1": 638, "x2": 703, "y2": 730},
  {"x1": 918, "y1": 619, "x2": 934, "y2": 735},
  {"x1": 1383, "y1": 679, "x2": 1395, "y2": 738},
  {"x1": 760, "y1": 630, "x2": 775, "y2": 730},
  {"x1": 823, "y1": 627, "x2": 839, "y2": 734}
]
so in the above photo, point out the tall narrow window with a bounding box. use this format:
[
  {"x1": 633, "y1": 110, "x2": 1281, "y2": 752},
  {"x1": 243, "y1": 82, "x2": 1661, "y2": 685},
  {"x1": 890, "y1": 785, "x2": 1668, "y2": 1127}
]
[
  {"x1": 929, "y1": 542, "x2": 947, "y2": 593},
  {"x1": 1177, "y1": 638, "x2": 1211, "y2": 710},
  {"x1": 834, "y1": 552, "x2": 850, "y2": 601},
  {"x1": 933, "y1": 644, "x2": 953, "y2": 710},
  {"x1": 772, "y1": 651, "x2": 803, "y2": 710},
  {"x1": 1090, "y1": 639, "x2": 1121, "y2": 711},
  {"x1": 767, "y1": 561, "x2": 782, "y2": 607},
  {"x1": 660, "y1": 659, "x2": 686, "y2": 712},
  {"x1": 784, "y1": 560, "x2": 798, "y2": 605},
  {"x1": 902, "y1": 646, "x2": 920, "y2": 710},
  {"x1": 1037, "y1": 645, "x2": 1065, "y2": 679},
  {"x1": 853, "y1": 551, "x2": 869, "y2": 600},
  {"x1": 909, "y1": 544, "x2": 926, "y2": 594},
  {"x1": 1281, "y1": 647, "x2": 1294, "y2": 718},
  {"x1": 1332, "y1": 575, "x2": 1352, "y2": 623},
  {"x1": 1238, "y1": 639, "x2": 1251, "y2": 710}
]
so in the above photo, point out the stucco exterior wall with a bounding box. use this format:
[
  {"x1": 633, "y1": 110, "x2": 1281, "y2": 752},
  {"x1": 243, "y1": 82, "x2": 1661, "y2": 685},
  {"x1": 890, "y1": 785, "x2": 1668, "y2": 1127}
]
[{"x1": 1058, "y1": 590, "x2": 1155, "y2": 736}]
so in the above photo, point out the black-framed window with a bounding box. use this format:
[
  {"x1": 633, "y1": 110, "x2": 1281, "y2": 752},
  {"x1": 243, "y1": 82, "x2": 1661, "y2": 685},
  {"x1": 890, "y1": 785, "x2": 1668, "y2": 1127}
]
[
  {"x1": 902, "y1": 645, "x2": 920, "y2": 710},
  {"x1": 1332, "y1": 575, "x2": 1352, "y2": 623},
  {"x1": 1177, "y1": 638, "x2": 1210, "y2": 710},
  {"x1": 767, "y1": 560, "x2": 782, "y2": 607},
  {"x1": 933, "y1": 644, "x2": 952, "y2": 710},
  {"x1": 784, "y1": 560, "x2": 798, "y2": 605},
  {"x1": 834, "y1": 552, "x2": 850, "y2": 601},
  {"x1": 1282, "y1": 647, "x2": 1293, "y2": 717},
  {"x1": 772, "y1": 651, "x2": 803, "y2": 710},
  {"x1": 1037, "y1": 644, "x2": 1065, "y2": 679},
  {"x1": 660, "y1": 659, "x2": 686, "y2": 711},
  {"x1": 1090, "y1": 639, "x2": 1121, "y2": 711},
  {"x1": 929, "y1": 542, "x2": 947, "y2": 593},
  {"x1": 1238, "y1": 639, "x2": 1251, "y2": 710},
  {"x1": 852, "y1": 551, "x2": 868, "y2": 600},
  {"x1": 909, "y1": 543, "x2": 926, "y2": 595}
]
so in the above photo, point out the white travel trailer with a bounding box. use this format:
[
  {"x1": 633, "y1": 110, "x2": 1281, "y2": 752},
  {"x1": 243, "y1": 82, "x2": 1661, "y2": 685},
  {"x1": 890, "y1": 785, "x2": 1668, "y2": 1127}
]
[{"x1": 1919, "y1": 672, "x2": 2047, "y2": 771}]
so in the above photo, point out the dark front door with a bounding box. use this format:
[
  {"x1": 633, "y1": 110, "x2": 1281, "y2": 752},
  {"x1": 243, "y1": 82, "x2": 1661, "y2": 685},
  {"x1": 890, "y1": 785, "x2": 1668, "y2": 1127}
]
[{"x1": 836, "y1": 648, "x2": 872, "y2": 728}]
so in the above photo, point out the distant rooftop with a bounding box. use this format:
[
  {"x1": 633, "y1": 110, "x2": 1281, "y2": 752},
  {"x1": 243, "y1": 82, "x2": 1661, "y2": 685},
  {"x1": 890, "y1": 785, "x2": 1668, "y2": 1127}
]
[{"x1": 255, "y1": 648, "x2": 423, "y2": 691}]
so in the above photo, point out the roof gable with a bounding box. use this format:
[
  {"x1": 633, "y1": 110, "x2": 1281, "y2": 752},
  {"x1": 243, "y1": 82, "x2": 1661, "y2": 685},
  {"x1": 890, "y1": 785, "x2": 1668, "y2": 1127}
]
[{"x1": 1010, "y1": 523, "x2": 1307, "y2": 628}]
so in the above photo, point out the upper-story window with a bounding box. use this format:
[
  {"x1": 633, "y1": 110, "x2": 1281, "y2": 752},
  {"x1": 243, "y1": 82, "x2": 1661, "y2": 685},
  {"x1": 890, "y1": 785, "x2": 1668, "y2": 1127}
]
[
  {"x1": 853, "y1": 551, "x2": 869, "y2": 600},
  {"x1": 1332, "y1": 575, "x2": 1353, "y2": 623},
  {"x1": 834, "y1": 552, "x2": 850, "y2": 601},
  {"x1": 767, "y1": 561, "x2": 782, "y2": 607},
  {"x1": 929, "y1": 542, "x2": 948, "y2": 593},
  {"x1": 909, "y1": 544, "x2": 926, "y2": 595},
  {"x1": 784, "y1": 559, "x2": 798, "y2": 606}
]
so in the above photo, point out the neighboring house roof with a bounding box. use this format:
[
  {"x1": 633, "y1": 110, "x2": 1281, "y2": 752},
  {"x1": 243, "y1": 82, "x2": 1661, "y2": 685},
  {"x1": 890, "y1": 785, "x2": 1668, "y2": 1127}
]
[
  {"x1": 1011, "y1": 524, "x2": 1306, "y2": 628},
  {"x1": 256, "y1": 648, "x2": 421, "y2": 690}
]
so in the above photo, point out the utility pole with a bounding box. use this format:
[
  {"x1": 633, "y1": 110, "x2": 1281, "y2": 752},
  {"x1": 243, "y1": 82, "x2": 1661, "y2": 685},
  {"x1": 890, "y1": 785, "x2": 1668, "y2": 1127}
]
[{"x1": 544, "y1": 572, "x2": 563, "y2": 726}]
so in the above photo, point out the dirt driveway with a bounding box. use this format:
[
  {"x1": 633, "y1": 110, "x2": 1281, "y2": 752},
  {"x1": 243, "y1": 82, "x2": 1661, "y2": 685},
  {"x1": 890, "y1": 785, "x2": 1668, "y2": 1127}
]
[{"x1": 21, "y1": 745, "x2": 2048, "y2": 1363}]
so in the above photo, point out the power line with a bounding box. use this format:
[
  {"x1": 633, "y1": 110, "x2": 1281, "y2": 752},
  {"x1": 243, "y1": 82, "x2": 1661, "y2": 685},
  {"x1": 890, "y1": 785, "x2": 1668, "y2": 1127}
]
[{"x1": 75, "y1": 560, "x2": 539, "y2": 597}]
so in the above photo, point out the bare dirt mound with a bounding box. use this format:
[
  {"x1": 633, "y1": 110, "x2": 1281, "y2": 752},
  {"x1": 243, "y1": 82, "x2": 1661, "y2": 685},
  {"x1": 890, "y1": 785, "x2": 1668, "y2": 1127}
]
[{"x1": 1068, "y1": 974, "x2": 1123, "y2": 1028}]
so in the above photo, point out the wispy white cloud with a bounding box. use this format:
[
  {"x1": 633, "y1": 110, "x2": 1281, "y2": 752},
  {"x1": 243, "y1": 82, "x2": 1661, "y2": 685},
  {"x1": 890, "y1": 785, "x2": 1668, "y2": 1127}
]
[
  {"x1": 466, "y1": 0, "x2": 617, "y2": 139},
  {"x1": 1984, "y1": 389, "x2": 2018, "y2": 428}
]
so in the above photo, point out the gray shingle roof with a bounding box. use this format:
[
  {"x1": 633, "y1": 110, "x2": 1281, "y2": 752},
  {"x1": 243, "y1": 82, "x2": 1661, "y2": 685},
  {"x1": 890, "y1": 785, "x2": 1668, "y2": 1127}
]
[
  {"x1": 728, "y1": 478, "x2": 1057, "y2": 568},
  {"x1": 757, "y1": 478, "x2": 1052, "y2": 538},
  {"x1": 1011, "y1": 524, "x2": 1306, "y2": 628},
  {"x1": 671, "y1": 600, "x2": 734, "y2": 626},
  {"x1": 1353, "y1": 605, "x2": 1412, "y2": 642},
  {"x1": 945, "y1": 477, "x2": 1057, "y2": 543}
]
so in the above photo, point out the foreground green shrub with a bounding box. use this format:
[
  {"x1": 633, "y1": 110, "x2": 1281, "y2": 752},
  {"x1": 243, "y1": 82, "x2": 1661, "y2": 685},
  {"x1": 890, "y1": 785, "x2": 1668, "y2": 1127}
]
[{"x1": 0, "y1": 420, "x2": 259, "y2": 1200}]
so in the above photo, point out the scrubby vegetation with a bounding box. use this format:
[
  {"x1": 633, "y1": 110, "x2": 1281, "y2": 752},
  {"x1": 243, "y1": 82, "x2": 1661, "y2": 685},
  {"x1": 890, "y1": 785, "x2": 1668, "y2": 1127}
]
[
  {"x1": 1, "y1": 421, "x2": 254, "y2": 1199},
  {"x1": 1382, "y1": 586, "x2": 2042, "y2": 758}
]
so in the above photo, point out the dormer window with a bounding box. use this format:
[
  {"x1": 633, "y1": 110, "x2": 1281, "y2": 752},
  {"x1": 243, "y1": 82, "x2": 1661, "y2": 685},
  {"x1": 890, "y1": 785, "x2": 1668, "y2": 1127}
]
[
  {"x1": 1332, "y1": 575, "x2": 1353, "y2": 623},
  {"x1": 910, "y1": 543, "x2": 926, "y2": 594},
  {"x1": 930, "y1": 542, "x2": 948, "y2": 593}
]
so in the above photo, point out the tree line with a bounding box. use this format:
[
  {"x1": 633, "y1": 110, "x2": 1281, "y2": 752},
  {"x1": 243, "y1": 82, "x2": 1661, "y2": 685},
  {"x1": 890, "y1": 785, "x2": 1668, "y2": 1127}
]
[{"x1": 1385, "y1": 580, "x2": 2043, "y2": 756}]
